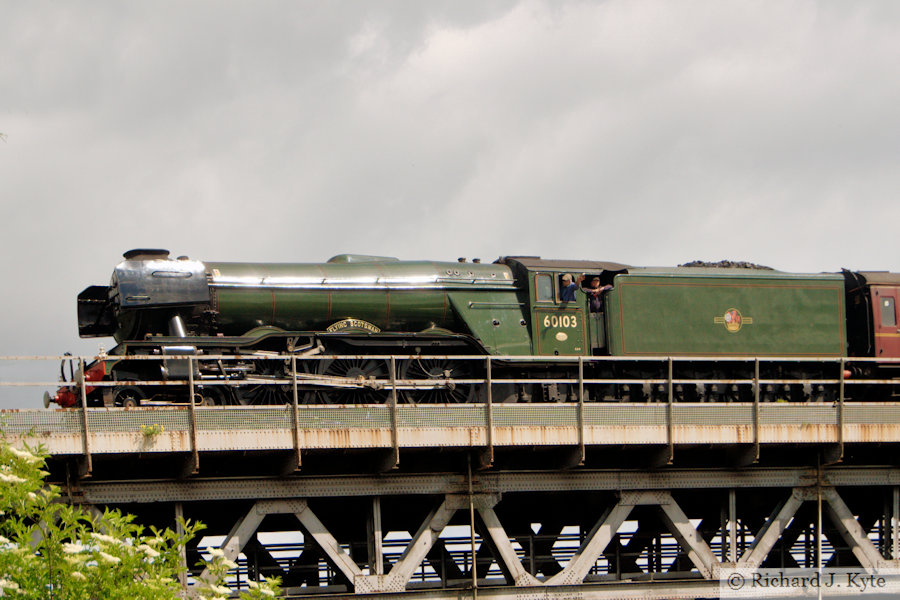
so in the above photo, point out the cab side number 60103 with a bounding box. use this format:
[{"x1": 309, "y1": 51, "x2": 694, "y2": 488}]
[{"x1": 543, "y1": 314, "x2": 578, "y2": 328}]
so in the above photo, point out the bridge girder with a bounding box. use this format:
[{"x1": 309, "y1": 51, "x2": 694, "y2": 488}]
[{"x1": 59, "y1": 468, "x2": 900, "y2": 598}]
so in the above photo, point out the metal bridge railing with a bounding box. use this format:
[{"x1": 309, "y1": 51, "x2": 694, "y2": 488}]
[{"x1": 2, "y1": 353, "x2": 900, "y2": 476}]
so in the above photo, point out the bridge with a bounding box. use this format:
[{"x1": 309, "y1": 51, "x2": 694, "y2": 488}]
[{"x1": 3, "y1": 354, "x2": 900, "y2": 599}]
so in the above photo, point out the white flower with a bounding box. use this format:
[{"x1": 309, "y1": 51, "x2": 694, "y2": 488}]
[
  {"x1": 221, "y1": 558, "x2": 238, "y2": 570},
  {"x1": 210, "y1": 584, "x2": 231, "y2": 595},
  {"x1": 0, "y1": 472, "x2": 26, "y2": 484},
  {"x1": 63, "y1": 542, "x2": 85, "y2": 554},
  {"x1": 207, "y1": 547, "x2": 225, "y2": 558},
  {"x1": 0, "y1": 578, "x2": 19, "y2": 591},
  {"x1": 0, "y1": 536, "x2": 9, "y2": 545},
  {"x1": 71, "y1": 571, "x2": 86, "y2": 581},
  {"x1": 90, "y1": 532, "x2": 122, "y2": 546},
  {"x1": 8, "y1": 447, "x2": 41, "y2": 464},
  {"x1": 98, "y1": 551, "x2": 121, "y2": 564},
  {"x1": 137, "y1": 544, "x2": 160, "y2": 558},
  {"x1": 247, "y1": 578, "x2": 275, "y2": 595}
]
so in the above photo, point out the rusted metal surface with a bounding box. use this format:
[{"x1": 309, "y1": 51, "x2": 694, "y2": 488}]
[{"x1": 4, "y1": 403, "x2": 900, "y2": 456}]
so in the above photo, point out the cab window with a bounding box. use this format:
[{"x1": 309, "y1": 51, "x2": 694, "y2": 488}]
[
  {"x1": 535, "y1": 274, "x2": 554, "y2": 302},
  {"x1": 882, "y1": 297, "x2": 897, "y2": 328}
]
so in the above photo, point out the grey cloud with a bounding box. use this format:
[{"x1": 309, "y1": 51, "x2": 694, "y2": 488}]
[{"x1": 1, "y1": 0, "x2": 899, "y2": 407}]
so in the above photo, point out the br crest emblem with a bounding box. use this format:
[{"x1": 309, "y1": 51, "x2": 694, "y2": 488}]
[{"x1": 714, "y1": 308, "x2": 753, "y2": 333}]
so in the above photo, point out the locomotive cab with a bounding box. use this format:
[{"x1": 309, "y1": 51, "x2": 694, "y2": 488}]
[{"x1": 496, "y1": 257, "x2": 629, "y2": 356}]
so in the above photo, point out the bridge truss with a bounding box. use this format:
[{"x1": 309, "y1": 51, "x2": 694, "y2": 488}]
[{"x1": 65, "y1": 466, "x2": 900, "y2": 599}]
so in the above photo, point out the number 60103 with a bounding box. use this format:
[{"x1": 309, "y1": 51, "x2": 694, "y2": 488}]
[{"x1": 543, "y1": 314, "x2": 578, "y2": 328}]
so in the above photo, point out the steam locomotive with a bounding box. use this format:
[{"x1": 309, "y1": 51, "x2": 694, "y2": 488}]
[{"x1": 46, "y1": 249, "x2": 900, "y2": 407}]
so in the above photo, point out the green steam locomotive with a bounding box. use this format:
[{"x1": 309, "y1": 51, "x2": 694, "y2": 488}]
[{"x1": 46, "y1": 249, "x2": 900, "y2": 407}]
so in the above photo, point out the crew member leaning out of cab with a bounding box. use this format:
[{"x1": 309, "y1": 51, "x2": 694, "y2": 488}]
[
  {"x1": 560, "y1": 273, "x2": 583, "y2": 302},
  {"x1": 585, "y1": 276, "x2": 613, "y2": 312}
]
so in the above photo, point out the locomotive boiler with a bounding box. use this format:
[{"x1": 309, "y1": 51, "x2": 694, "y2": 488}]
[{"x1": 46, "y1": 250, "x2": 900, "y2": 407}]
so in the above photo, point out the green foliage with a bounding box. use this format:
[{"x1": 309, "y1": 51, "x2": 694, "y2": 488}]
[{"x1": 0, "y1": 440, "x2": 281, "y2": 598}]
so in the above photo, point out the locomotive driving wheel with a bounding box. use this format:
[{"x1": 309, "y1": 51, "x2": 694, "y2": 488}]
[
  {"x1": 400, "y1": 358, "x2": 478, "y2": 404},
  {"x1": 312, "y1": 357, "x2": 389, "y2": 404},
  {"x1": 234, "y1": 359, "x2": 293, "y2": 405}
]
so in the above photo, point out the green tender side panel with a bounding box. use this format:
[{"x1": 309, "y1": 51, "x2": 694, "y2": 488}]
[{"x1": 605, "y1": 272, "x2": 847, "y2": 356}]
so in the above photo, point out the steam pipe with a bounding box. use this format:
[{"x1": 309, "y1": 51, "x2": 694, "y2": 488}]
[{"x1": 168, "y1": 315, "x2": 188, "y2": 338}]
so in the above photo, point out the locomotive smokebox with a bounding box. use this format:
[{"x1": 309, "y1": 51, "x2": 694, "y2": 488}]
[
  {"x1": 78, "y1": 249, "x2": 211, "y2": 340},
  {"x1": 113, "y1": 250, "x2": 209, "y2": 310}
]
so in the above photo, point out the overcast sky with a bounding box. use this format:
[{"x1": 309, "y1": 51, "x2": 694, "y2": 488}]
[{"x1": 2, "y1": 0, "x2": 899, "y2": 409}]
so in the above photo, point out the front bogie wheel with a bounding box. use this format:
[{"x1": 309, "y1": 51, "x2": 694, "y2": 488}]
[{"x1": 114, "y1": 386, "x2": 144, "y2": 408}]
